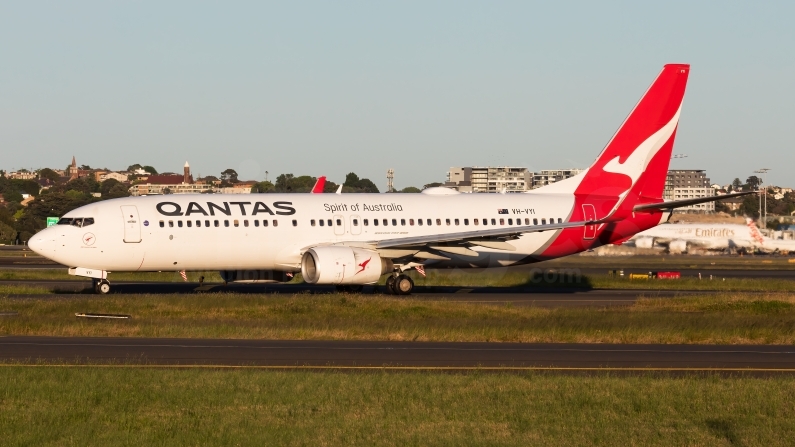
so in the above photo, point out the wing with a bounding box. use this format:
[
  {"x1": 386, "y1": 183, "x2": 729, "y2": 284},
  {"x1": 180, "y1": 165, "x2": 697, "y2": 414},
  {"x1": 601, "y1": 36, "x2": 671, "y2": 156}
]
[{"x1": 317, "y1": 218, "x2": 610, "y2": 261}]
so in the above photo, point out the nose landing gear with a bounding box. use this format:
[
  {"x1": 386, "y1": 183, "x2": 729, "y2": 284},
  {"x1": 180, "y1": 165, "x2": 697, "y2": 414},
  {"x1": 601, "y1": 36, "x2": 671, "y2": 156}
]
[{"x1": 92, "y1": 279, "x2": 111, "y2": 294}]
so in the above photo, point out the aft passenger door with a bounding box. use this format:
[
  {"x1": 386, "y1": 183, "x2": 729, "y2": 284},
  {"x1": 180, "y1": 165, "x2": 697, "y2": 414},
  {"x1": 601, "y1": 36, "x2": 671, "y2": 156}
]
[
  {"x1": 121, "y1": 205, "x2": 142, "y2": 243},
  {"x1": 582, "y1": 204, "x2": 596, "y2": 240}
]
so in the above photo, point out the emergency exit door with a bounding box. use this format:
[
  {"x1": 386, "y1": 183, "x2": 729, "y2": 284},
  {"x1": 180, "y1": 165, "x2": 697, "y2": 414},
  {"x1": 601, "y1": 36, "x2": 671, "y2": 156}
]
[
  {"x1": 582, "y1": 204, "x2": 596, "y2": 240},
  {"x1": 121, "y1": 205, "x2": 142, "y2": 243}
]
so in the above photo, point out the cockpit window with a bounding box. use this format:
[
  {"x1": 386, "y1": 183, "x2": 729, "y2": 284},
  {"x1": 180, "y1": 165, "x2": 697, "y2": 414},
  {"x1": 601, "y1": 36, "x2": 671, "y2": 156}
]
[{"x1": 58, "y1": 217, "x2": 95, "y2": 227}]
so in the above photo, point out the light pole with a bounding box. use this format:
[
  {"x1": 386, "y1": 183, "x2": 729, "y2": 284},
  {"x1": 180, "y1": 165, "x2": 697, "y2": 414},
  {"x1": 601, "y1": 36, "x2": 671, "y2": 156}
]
[{"x1": 754, "y1": 168, "x2": 770, "y2": 228}]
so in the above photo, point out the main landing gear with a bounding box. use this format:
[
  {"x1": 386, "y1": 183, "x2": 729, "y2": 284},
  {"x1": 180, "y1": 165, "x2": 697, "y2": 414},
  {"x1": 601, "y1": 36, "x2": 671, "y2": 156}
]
[
  {"x1": 385, "y1": 274, "x2": 414, "y2": 295},
  {"x1": 92, "y1": 279, "x2": 111, "y2": 294}
]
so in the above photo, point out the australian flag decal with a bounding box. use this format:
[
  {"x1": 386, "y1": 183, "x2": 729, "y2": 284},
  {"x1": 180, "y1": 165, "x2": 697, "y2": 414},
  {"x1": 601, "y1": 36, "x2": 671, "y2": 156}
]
[{"x1": 497, "y1": 209, "x2": 509, "y2": 214}]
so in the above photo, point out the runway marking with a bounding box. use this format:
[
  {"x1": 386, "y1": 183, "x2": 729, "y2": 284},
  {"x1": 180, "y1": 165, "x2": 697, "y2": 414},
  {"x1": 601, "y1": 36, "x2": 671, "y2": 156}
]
[{"x1": 0, "y1": 364, "x2": 793, "y2": 372}]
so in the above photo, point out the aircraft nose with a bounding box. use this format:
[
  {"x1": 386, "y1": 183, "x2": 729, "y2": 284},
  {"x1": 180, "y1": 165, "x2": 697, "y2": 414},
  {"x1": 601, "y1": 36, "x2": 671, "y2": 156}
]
[{"x1": 28, "y1": 233, "x2": 51, "y2": 256}]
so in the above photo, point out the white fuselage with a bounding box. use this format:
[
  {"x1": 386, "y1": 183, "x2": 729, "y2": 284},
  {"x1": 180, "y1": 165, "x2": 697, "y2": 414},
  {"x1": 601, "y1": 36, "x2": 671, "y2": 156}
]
[{"x1": 30, "y1": 192, "x2": 579, "y2": 272}]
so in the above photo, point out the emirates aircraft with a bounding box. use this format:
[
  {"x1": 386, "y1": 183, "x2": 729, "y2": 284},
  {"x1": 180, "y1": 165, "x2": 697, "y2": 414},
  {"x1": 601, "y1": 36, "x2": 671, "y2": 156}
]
[
  {"x1": 630, "y1": 219, "x2": 795, "y2": 254},
  {"x1": 29, "y1": 64, "x2": 749, "y2": 294}
]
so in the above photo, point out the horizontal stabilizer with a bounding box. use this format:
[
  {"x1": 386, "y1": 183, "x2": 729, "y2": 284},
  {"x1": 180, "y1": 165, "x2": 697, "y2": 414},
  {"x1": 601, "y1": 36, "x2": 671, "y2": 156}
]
[{"x1": 633, "y1": 191, "x2": 755, "y2": 212}]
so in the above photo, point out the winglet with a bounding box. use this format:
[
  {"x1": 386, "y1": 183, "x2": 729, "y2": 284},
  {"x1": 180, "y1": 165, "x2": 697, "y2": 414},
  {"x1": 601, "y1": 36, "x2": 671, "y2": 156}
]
[
  {"x1": 335, "y1": 185, "x2": 343, "y2": 195},
  {"x1": 311, "y1": 176, "x2": 326, "y2": 194}
]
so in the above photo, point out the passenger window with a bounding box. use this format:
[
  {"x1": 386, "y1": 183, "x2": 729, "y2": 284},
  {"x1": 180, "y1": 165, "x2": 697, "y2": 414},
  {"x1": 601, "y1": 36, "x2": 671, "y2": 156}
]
[
  {"x1": 244, "y1": 220, "x2": 249, "y2": 227},
  {"x1": 373, "y1": 219, "x2": 379, "y2": 226},
  {"x1": 353, "y1": 219, "x2": 358, "y2": 226},
  {"x1": 474, "y1": 219, "x2": 479, "y2": 225},
  {"x1": 464, "y1": 219, "x2": 469, "y2": 226},
  {"x1": 159, "y1": 221, "x2": 164, "y2": 228},
  {"x1": 542, "y1": 219, "x2": 547, "y2": 225},
  {"x1": 292, "y1": 220, "x2": 297, "y2": 226},
  {"x1": 499, "y1": 219, "x2": 504, "y2": 225},
  {"x1": 445, "y1": 219, "x2": 450, "y2": 226},
  {"x1": 400, "y1": 219, "x2": 405, "y2": 226},
  {"x1": 525, "y1": 218, "x2": 530, "y2": 225},
  {"x1": 549, "y1": 218, "x2": 553, "y2": 224},
  {"x1": 273, "y1": 220, "x2": 278, "y2": 227},
  {"x1": 364, "y1": 219, "x2": 369, "y2": 226},
  {"x1": 263, "y1": 220, "x2": 269, "y2": 227},
  {"x1": 558, "y1": 218, "x2": 563, "y2": 223},
  {"x1": 491, "y1": 219, "x2": 496, "y2": 225},
  {"x1": 83, "y1": 218, "x2": 94, "y2": 227},
  {"x1": 436, "y1": 219, "x2": 441, "y2": 226},
  {"x1": 409, "y1": 219, "x2": 414, "y2": 226},
  {"x1": 224, "y1": 220, "x2": 230, "y2": 227},
  {"x1": 392, "y1": 219, "x2": 397, "y2": 226},
  {"x1": 205, "y1": 220, "x2": 210, "y2": 227},
  {"x1": 311, "y1": 220, "x2": 316, "y2": 226},
  {"x1": 533, "y1": 218, "x2": 538, "y2": 225},
  {"x1": 417, "y1": 219, "x2": 423, "y2": 226},
  {"x1": 336, "y1": 219, "x2": 342, "y2": 226},
  {"x1": 214, "y1": 220, "x2": 219, "y2": 227},
  {"x1": 508, "y1": 219, "x2": 513, "y2": 225},
  {"x1": 196, "y1": 220, "x2": 201, "y2": 227},
  {"x1": 169, "y1": 221, "x2": 174, "y2": 228},
  {"x1": 328, "y1": 219, "x2": 332, "y2": 226},
  {"x1": 187, "y1": 221, "x2": 192, "y2": 228},
  {"x1": 516, "y1": 219, "x2": 521, "y2": 226},
  {"x1": 255, "y1": 220, "x2": 260, "y2": 227},
  {"x1": 426, "y1": 219, "x2": 431, "y2": 226},
  {"x1": 178, "y1": 221, "x2": 183, "y2": 228},
  {"x1": 383, "y1": 219, "x2": 388, "y2": 226},
  {"x1": 482, "y1": 219, "x2": 487, "y2": 226},
  {"x1": 234, "y1": 220, "x2": 239, "y2": 227},
  {"x1": 454, "y1": 219, "x2": 459, "y2": 225}
]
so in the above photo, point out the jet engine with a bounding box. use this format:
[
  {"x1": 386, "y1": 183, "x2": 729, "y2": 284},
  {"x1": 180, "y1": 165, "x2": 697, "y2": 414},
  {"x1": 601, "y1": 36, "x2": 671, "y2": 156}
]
[
  {"x1": 301, "y1": 246, "x2": 393, "y2": 285},
  {"x1": 633, "y1": 236, "x2": 655, "y2": 249},
  {"x1": 219, "y1": 270, "x2": 294, "y2": 283},
  {"x1": 668, "y1": 239, "x2": 688, "y2": 254}
]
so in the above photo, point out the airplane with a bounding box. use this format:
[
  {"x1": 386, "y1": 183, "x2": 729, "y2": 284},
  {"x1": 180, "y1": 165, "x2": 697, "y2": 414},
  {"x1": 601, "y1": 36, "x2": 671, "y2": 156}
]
[
  {"x1": 628, "y1": 219, "x2": 795, "y2": 254},
  {"x1": 311, "y1": 176, "x2": 326, "y2": 193},
  {"x1": 29, "y1": 64, "x2": 752, "y2": 295}
]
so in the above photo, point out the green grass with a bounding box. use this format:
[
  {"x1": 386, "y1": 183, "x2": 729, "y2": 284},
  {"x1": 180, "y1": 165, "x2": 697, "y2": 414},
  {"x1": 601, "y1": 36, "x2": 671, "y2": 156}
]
[
  {"x1": 3, "y1": 292, "x2": 795, "y2": 344},
  {"x1": 0, "y1": 367, "x2": 793, "y2": 446}
]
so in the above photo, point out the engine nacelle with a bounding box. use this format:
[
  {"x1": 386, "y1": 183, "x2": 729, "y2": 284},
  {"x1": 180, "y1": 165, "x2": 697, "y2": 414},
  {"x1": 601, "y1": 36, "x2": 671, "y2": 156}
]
[
  {"x1": 634, "y1": 236, "x2": 655, "y2": 249},
  {"x1": 301, "y1": 246, "x2": 393, "y2": 285},
  {"x1": 668, "y1": 239, "x2": 688, "y2": 254},
  {"x1": 219, "y1": 270, "x2": 293, "y2": 283}
]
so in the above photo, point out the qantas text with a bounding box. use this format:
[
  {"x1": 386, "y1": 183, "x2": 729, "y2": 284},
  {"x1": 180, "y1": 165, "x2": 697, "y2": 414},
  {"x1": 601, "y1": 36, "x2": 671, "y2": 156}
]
[{"x1": 156, "y1": 201, "x2": 296, "y2": 217}]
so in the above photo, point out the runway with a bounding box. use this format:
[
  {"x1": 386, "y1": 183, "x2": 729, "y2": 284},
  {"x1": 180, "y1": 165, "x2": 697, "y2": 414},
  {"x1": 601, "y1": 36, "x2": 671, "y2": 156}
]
[
  {"x1": 1, "y1": 337, "x2": 794, "y2": 372},
  {"x1": 0, "y1": 279, "x2": 721, "y2": 307}
]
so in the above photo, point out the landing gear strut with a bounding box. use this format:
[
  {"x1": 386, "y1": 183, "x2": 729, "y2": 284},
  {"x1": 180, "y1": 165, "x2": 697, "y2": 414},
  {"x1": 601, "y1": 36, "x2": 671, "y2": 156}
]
[{"x1": 93, "y1": 279, "x2": 111, "y2": 294}]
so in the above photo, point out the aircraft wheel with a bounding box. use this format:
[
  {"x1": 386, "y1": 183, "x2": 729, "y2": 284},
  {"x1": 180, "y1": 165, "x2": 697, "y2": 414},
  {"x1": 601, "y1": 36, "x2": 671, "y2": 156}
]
[
  {"x1": 394, "y1": 275, "x2": 414, "y2": 295},
  {"x1": 385, "y1": 275, "x2": 397, "y2": 295},
  {"x1": 96, "y1": 279, "x2": 111, "y2": 295}
]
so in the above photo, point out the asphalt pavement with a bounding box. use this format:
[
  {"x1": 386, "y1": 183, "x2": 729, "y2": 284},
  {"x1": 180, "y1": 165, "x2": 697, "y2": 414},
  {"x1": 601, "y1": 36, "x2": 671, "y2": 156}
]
[{"x1": 0, "y1": 337, "x2": 793, "y2": 372}]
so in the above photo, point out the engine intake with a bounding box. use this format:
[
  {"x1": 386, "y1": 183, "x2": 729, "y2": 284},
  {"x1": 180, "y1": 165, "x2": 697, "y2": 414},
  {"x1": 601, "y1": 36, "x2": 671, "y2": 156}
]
[{"x1": 301, "y1": 246, "x2": 392, "y2": 285}]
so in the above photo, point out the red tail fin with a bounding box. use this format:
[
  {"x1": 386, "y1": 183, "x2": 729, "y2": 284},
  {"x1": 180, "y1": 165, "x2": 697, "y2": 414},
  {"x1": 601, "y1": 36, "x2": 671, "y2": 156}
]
[{"x1": 311, "y1": 176, "x2": 326, "y2": 194}]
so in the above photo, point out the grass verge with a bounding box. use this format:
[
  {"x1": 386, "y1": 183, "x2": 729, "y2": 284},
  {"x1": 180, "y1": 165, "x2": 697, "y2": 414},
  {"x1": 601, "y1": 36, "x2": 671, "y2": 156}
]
[
  {"x1": 0, "y1": 367, "x2": 793, "y2": 446},
  {"x1": 2, "y1": 292, "x2": 795, "y2": 343}
]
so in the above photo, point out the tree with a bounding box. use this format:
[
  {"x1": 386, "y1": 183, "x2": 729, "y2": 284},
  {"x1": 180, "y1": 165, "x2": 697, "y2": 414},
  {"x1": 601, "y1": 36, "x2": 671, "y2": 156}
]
[
  {"x1": 63, "y1": 177, "x2": 100, "y2": 194},
  {"x1": 423, "y1": 182, "x2": 443, "y2": 190},
  {"x1": 342, "y1": 172, "x2": 379, "y2": 193},
  {"x1": 745, "y1": 176, "x2": 761, "y2": 191},
  {"x1": 142, "y1": 166, "x2": 158, "y2": 175},
  {"x1": 221, "y1": 169, "x2": 239, "y2": 184},
  {"x1": 274, "y1": 174, "x2": 317, "y2": 192},
  {"x1": 251, "y1": 181, "x2": 275, "y2": 193},
  {"x1": 100, "y1": 179, "x2": 130, "y2": 198},
  {"x1": 730, "y1": 178, "x2": 742, "y2": 192},
  {"x1": 399, "y1": 186, "x2": 421, "y2": 193},
  {"x1": 79, "y1": 164, "x2": 91, "y2": 170},
  {"x1": 38, "y1": 168, "x2": 61, "y2": 183},
  {"x1": 127, "y1": 164, "x2": 143, "y2": 172}
]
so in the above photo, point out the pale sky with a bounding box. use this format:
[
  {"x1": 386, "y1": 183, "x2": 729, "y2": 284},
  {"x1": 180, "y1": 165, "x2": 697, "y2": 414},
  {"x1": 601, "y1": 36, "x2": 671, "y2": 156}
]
[{"x1": 1, "y1": 1, "x2": 793, "y2": 189}]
